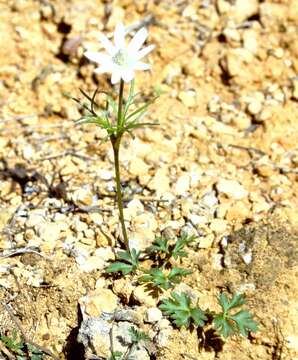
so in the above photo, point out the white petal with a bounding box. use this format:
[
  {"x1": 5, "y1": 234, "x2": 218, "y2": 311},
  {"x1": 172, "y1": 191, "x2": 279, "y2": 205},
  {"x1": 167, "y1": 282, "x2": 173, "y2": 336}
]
[
  {"x1": 134, "y1": 61, "x2": 150, "y2": 70},
  {"x1": 111, "y1": 70, "x2": 121, "y2": 84},
  {"x1": 99, "y1": 33, "x2": 116, "y2": 55},
  {"x1": 94, "y1": 61, "x2": 114, "y2": 74},
  {"x1": 114, "y1": 22, "x2": 126, "y2": 49},
  {"x1": 121, "y1": 69, "x2": 135, "y2": 82},
  {"x1": 136, "y1": 44, "x2": 155, "y2": 60},
  {"x1": 127, "y1": 27, "x2": 148, "y2": 53},
  {"x1": 84, "y1": 51, "x2": 110, "y2": 64}
]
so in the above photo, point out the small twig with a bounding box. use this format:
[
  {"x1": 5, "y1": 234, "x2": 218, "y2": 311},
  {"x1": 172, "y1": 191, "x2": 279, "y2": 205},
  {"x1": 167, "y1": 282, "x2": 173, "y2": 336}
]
[
  {"x1": 0, "y1": 247, "x2": 49, "y2": 260},
  {"x1": 37, "y1": 149, "x2": 96, "y2": 162}
]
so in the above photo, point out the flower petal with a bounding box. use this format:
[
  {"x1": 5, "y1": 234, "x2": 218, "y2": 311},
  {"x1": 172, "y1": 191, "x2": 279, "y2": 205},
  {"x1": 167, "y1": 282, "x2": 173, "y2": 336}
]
[
  {"x1": 84, "y1": 51, "x2": 110, "y2": 64},
  {"x1": 111, "y1": 70, "x2": 121, "y2": 84},
  {"x1": 121, "y1": 69, "x2": 135, "y2": 82},
  {"x1": 99, "y1": 33, "x2": 116, "y2": 55},
  {"x1": 136, "y1": 44, "x2": 155, "y2": 60},
  {"x1": 134, "y1": 61, "x2": 150, "y2": 70},
  {"x1": 94, "y1": 61, "x2": 114, "y2": 74},
  {"x1": 114, "y1": 22, "x2": 126, "y2": 49},
  {"x1": 127, "y1": 27, "x2": 148, "y2": 53}
]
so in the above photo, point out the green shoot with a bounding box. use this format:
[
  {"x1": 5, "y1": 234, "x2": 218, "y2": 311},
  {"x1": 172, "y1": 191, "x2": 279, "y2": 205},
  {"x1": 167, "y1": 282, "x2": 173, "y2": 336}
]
[
  {"x1": 0, "y1": 330, "x2": 45, "y2": 360},
  {"x1": 159, "y1": 292, "x2": 207, "y2": 327},
  {"x1": 128, "y1": 327, "x2": 150, "y2": 344},
  {"x1": 139, "y1": 267, "x2": 192, "y2": 290},
  {"x1": 213, "y1": 293, "x2": 258, "y2": 338},
  {"x1": 106, "y1": 249, "x2": 140, "y2": 275},
  {"x1": 147, "y1": 234, "x2": 196, "y2": 263}
]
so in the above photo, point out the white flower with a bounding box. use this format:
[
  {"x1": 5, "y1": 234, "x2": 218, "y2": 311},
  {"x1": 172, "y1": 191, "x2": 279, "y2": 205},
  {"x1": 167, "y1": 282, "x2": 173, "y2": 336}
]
[{"x1": 85, "y1": 22, "x2": 155, "y2": 84}]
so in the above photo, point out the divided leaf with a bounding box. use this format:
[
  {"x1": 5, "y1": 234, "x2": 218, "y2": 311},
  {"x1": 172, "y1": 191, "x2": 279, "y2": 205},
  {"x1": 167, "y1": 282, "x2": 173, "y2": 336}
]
[
  {"x1": 139, "y1": 267, "x2": 191, "y2": 290},
  {"x1": 106, "y1": 249, "x2": 140, "y2": 275},
  {"x1": 172, "y1": 234, "x2": 196, "y2": 260},
  {"x1": 213, "y1": 293, "x2": 258, "y2": 338},
  {"x1": 159, "y1": 292, "x2": 207, "y2": 328}
]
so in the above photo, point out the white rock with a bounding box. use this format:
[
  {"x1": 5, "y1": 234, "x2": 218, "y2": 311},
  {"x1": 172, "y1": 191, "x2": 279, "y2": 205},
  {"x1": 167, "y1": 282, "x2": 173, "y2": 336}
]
[
  {"x1": 36, "y1": 222, "x2": 61, "y2": 243},
  {"x1": 202, "y1": 191, "x2": 218, "y2": 208},
  {"x1": 199, "y1": 234, "x2": 214, "y2": 249},
  {"x1": 175, "y1": 174, "x2": 191, "y2": 196},
  {"x1": 145, "y1": 307, "x2": 163, "y2": 323},
  {"x1": 216, "y1": 179, "x2": 248, "y2": 199},
  {"x1": 210, "y1": 219, "x2": 227, "y2": 233},
  {"x1": 79, "y1": 288, "x2": 118, "y2": 318},
  {"x1": 189, "y1": 214, "x2": 208, "y2": 225}
]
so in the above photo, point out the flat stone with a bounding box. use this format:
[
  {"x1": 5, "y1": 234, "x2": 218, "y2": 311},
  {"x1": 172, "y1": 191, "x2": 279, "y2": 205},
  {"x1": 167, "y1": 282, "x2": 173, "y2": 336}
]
[
  {"x1": 145, "y1": 307, "x2": 163, "y2": 323},
  {"x1": 79, "y1": 288, "x2": 118, "y2": 317},
  {"x1": 216, "y1": 179, "x2": 248, "y2": 200}
]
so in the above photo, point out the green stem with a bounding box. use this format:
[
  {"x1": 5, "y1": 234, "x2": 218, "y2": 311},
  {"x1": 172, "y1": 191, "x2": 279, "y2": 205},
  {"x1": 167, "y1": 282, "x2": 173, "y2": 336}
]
[
  {"x1": 117, "y1": 79, "x2": 124, "y2": 130},
  {"x1": 111, "y1": 79, "x2": 129, "y2": 250}
]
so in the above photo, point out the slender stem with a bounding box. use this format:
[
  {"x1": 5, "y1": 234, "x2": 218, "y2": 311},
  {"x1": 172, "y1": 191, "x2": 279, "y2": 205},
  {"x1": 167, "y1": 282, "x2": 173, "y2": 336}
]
[
  {"x1": 112, "y1": 138, "x2": 129, "y2": 250},
  {"x1": 111, "y1": 79, "x2": 129, "y2": 250},
  {"x1": 117, "y1": 79, "x2": 124, "y2": 130}
]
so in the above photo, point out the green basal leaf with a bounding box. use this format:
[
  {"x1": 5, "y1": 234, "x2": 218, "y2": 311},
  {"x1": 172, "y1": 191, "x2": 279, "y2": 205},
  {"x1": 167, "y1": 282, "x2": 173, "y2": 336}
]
[
  {"x1": 146, "y1": 237, "x2": 170, "y2": 255},
  {"x1": 159, "y1": 292, "x2": 207, "y2": 328},
  {"x1": 105, "y1": 261, "x2": 134, "y2": 275},
  {"x1": 213, "y1": 293, "x2": 258, "y2": 338},
  {"x1": 106, "y1": 249, "x2": 140, "y2": 276},
  {"x1": 172, "y1": 234, "x2": 196, "y2": 260},
  {"x1": 230, "y1": 310, "x2": 258, "y2": 337}
]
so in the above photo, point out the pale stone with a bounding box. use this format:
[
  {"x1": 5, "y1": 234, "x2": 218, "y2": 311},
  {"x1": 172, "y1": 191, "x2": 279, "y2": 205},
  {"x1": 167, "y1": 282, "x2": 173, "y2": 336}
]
[
  {"x1": 232, "y1": 112, "x2": 251, "y2": 130},
  {"x1": 247, "y1": 100, "x2": 262, "y2": 115},
  {"x1": 216, "y1": 179, "x2": 248, "y2": 199},
  {"x1": 132, "y1": 285, "x2": 157, "y2": 307},
  {"x1": 210, "y1": 219, "x2": 227, "y2": 233},
  {"x1": 243, "y1": 30, "x2": 258, "y2": 54},
  {"x1": 183, "y1": 57, "x2": 205, "y2": 77},
  {"x1": 26, "y1": 211, "x2": 46, "y2": 227},
  {"x1": 129, "y1": 158, "x2": 150, "y2": 177},
  {"x1": 199, "y1": 234, "x2": 214, "y2": 248},
  {"x1": 148, "y1": 168, "x2": 170, "y2": 196},
  {"x1": 175, "y1": 174, "x2": 191, "y2": 195},
  {"x1": 36, "y1": 222, "x2": 61, "y2": 243},
  {"x1": 79, "y1": 288, "x2": 118, "y2": 317},
  {"x1": 145, "y1": 307, "x2": 163, "y2": 323},
  {"x1": 71, "y1": 187, "x2": 94, "y2": 206},
  {"x1": 189, "y1": 214, "x2": 208, "y2": 225},
  {"x1": 234, "y1": 0, "x2": 259, "y2": 22},
  {"x1": 202, "y1": 192, "x2": 218, "y2": 208},
  {"x1": 178, "y1": 90, "x2": 197, "y2": 108}
]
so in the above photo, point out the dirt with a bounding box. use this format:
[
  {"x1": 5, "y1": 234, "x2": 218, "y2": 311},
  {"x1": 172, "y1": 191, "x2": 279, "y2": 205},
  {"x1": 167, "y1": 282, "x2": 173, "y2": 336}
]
[{"x1": 0, "y1": 0, "x2": 298, "y2": 359}]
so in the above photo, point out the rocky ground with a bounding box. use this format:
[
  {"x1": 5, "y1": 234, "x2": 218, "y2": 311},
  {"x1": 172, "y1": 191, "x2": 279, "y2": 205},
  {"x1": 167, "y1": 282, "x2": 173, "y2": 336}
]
[{"x1": 0, "y1": 0, "x2": 298, "y2": 359}]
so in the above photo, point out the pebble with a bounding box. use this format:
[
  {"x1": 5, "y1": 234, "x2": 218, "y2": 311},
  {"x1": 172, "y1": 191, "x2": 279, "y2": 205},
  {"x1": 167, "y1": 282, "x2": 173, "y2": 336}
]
[
  {"x1": 145, "y1": 307, "x2": 163, "y2": 323},
  {"x1": 210, "y1": 219, "x2": 227, "y2": 233},
  {"x1": 79, "y1": 288, "x2": 118, "y2": 317},
  {"x1": 174, "y1": 174, "x2": 191, "y2": 196},
  {"x1": 247, "y1": 100, "x2": 262, "y2": 115},
  {"x1": 132, "y1": 285, "x2": 157, "y2": 307},
  {"x1": 36, "y1": 222, "x2": 61, "y2": 244},
  {"x1": 129, "y1": 158, "x2": 150, "y2": 177},
  {"x1": 71, "y1": 186, "x2": 94, "y2": 207},
  {"x1": 202, "y1": 191, "x2": 218, "y2": 208},
  {"x1": 178, "y1": 90, "x2": 197, "y2": 108},
  {"x1": 216, "y1": 179, "x2": 248, "y2": 200},
  {"x1": 198, "y1": 234, "x2": 214, "y2": 248}
]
